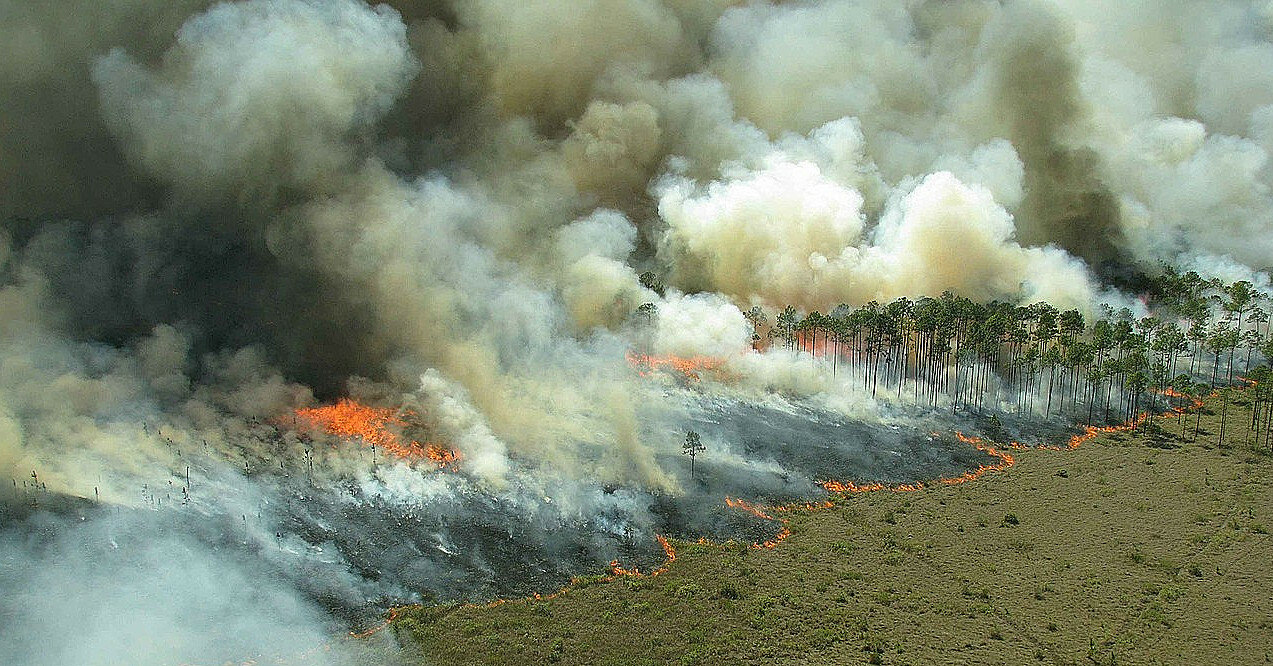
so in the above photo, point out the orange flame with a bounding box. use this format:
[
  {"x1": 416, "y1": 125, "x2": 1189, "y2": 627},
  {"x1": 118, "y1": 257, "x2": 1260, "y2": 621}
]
[
  {"x1": 293, "y1": 399, "x2": 461, "y2": 469},
  {"x1": 356, "y1": 381, "x2": 1238, "y2": 644},
  {"x1": 821, "y1": 480, "x2": 885, "y2": 493},
  {"x1": 819, "y1": 431, "x2": 1015, "y2": 495},
  {"x1": 349, "y1": 606, "x2": 405, "y2": 638},
  {"x1": 424, "y1": 442, "x2": 462, "y2": 468},
  {"x1": 759, "y1": 526, "x2": 792, "y2": 549},
  {"x1": 1060, "y1": 391, "x2": 1202, "y2": 450},
  {"x1": 626, "y1": 351, "x2": 724, "y2": 381},
  {"x1": 724, "y1": 496, "x2": 774, "y2": 521},
  {"x1": 454, "y1": 533, "x2": 682, "y2": 612},
  {"x1": 1064, "y1": 417, "x2": 1144, "y2": 449},
  {"x1": 722, "y1": 495, "x2": 830, "y2": 549},
  {"x1": 609, "y1": 534, "x2": 678, "y2": 577},
  {"x1": 1159, "y1": 387, "x2": 1189, "y2": 400}
]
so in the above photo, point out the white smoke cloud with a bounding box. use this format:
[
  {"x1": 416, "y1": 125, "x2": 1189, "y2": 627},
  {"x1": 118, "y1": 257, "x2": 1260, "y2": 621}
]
[
  {"x1": 709, "y1": 0, "x2": 931, "y2": 137},
  {"x1": 553, "y1": 209, "x2": 652, "y2": 331},
  {"x1": 455, "y1": 0, "x2": 695, "y2": 124},
  {"x1": 931, "y1": 139, "x2": 1027, "y2": 211},
  {"x1": 655, "y1": 124, "x2": 1102, "y2": 312},
  {"x1": 0, "y1": 512, "x2": 371, "y2": 666},
  {"x1": 1105, "y1": 117, "x2": 1273, "y2": 270},
  {"x1": 864, "y1": 171, "x2": 1102, "y2": 311},
  {"x1": 562, "y1": 100, "x2": 664, "y2": 203},
  {"x1": 92, "y1": 0, "x2": 418, "y2": 201},
  {"x1": 652, "y1": 291, "x2": 751, "y2": 358},
  {"x1": 6, "y1": 0, "x2": 1273, "y2": 660},
  {"x1": 413, "y1": 368, "x2": 510, "y2": 486},
  {"x1": 658, "y1": 155, "x2": 867, "y2": 306}
]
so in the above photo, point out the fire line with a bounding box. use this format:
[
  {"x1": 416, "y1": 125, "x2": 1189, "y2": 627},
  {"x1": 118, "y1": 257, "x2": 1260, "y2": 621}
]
[
  {"x1": 353, "y1": 377, "x2": 1239, "y2": 643},
  {"x1": 293, "y1": 399, "x2": 461, "y2": 469}
]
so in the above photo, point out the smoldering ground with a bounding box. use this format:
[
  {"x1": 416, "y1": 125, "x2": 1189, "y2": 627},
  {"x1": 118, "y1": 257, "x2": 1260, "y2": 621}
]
[
  {"x1": 3, "y1": 0, "x2": 1273, "y2": 663},
  {"x1": 0, "y1": 371, "x2": 1002, "y2": 666}
]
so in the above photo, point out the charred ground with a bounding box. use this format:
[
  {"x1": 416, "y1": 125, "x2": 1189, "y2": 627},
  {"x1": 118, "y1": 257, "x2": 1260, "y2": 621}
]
[{"x1": 394, "y1": 388, "x2": 1273, "y2": 665}]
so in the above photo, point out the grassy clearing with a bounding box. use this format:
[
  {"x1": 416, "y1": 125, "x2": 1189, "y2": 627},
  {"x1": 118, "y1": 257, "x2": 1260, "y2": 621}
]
[{"x1": 394, "y1": 390, "x2": 1273, "y2": 665}]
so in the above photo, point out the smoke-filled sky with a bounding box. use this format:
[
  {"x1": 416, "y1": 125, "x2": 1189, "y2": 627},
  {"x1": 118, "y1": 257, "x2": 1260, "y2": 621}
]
[{"x1": 3, "y1": 0, "x2": 1273, "y2": 663}]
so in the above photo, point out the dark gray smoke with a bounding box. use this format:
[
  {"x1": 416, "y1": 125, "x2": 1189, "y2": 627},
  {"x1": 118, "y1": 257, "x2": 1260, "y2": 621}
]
[{"x1": 972, "y1": 1, "x2": 1122, "y2": 263}]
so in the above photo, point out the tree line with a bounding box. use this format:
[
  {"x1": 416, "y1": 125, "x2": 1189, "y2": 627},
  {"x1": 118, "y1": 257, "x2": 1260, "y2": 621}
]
[{"x1": 737, "y1": 270, "x2": 1273, "y2": 440}]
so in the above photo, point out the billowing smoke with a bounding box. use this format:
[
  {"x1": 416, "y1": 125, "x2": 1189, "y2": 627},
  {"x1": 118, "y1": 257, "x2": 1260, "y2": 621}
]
[
  {"x1": 92, "y1": 0, "x2": 418, "y2": 203},
  {"x1": 4, "y1": 0, "x2": 1273, "y2": 663}
]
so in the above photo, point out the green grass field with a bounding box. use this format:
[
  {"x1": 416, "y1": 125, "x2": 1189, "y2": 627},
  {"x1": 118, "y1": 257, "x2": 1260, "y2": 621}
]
[{"x1": 392, "y1": 390, "x2": 1273, "y2": 665}]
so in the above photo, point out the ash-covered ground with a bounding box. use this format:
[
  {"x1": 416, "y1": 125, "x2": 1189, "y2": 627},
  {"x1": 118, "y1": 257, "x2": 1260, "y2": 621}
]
[
  {"x1": 7, "y1": 1, "x2": 1273, "y2": 664},
  {"x1": 0, "y1": 382, "x2": 1025, "y2": 665}
]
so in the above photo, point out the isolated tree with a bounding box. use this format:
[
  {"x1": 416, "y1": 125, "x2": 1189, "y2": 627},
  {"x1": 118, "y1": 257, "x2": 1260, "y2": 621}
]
[
  {"x1": 1243, "y1": 328, "x2": 1263, "y2": 374},
  {"x1": 1219, "y1": 384, "x2": 1232, "y2": 447},
  {"x1": 683, "y1": 430, "x2": 705, "y2": 480},
  {"x1": 1192, "y1": 381, "x2": 1212, "y2": 442},
  {"x1": 1207, "y1": 323, "x2": 1237, "y2": 388},
  {"x1": 1126, "y1": 369, "x2": 1149, "y2": 430},
  {"x1": 1186, "y1": 313, "x2": 1210, "y2": 375}
]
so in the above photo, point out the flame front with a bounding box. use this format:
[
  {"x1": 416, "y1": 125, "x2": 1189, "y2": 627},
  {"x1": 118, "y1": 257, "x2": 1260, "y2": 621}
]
[
  {"x1": 725, "y1": 496, "x2": 774, "y2": 521},
  {"x1": 424, "y1": 442, "x2": 462, "y2": 468},
  {"x1": 819, "y1": 431, "x2": 1016, "y2": 495},
  {"x1": 452, "y1": 533, "x2": 681, "y2": 614},
  {"x1": 293, "y1": 398, "x2": 460, "y2": 469},
  {"x1": 609, "y1": 534, "x2": 678, "y2": 577},
  {"x1": 364, "y1": 382, "x2": 1231, "y2": 641},
  {"x1": 723, "y1": 497, "x2": 797, "y2": 549},
  {"x1": 626, "y1": 351, "x2": 724, "y2": 381}
]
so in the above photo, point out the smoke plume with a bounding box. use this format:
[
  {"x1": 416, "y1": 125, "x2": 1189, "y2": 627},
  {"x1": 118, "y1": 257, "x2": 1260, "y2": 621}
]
[{"x1": 4, "y1": 0, "x2": 1273, "y2": 663}]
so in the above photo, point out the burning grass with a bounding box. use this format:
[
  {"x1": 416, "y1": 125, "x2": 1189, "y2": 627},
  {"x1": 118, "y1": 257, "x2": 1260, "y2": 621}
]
[
  {"x1": 293, "y1": 399, "x2": 460, "y2": 469},
  {"x1": 625, "y1": 351, "x2": 725, "y2": 381},
  {"x1": 393, "y1": 386, "x2": 1273, "y2": 665},
  {"x1": 715, "y1": 430, "x2": 1020, "y2": 553},
  {"x1": 820, "y1": 432, "x2": 1016, "y2": 497}
]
